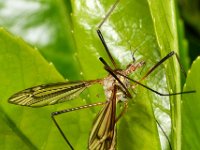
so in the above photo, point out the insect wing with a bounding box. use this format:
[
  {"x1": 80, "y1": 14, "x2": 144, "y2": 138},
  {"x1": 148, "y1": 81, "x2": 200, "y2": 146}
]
[
  {"x1": 8, "y1": 81, "x2": 92, "y2": 107},
  {"x1": 89, "y1": 86, "x2": 117, "y2": 150}
]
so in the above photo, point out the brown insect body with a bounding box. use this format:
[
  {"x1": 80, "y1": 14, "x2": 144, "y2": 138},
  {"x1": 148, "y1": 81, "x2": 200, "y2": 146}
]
[{"x1": 88, "y1": 61, "x2": 145, "y2": 149}]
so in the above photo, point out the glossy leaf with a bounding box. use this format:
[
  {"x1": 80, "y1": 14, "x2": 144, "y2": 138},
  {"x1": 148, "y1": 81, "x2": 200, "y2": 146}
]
[
  {"x1": 72, "y1": 0, "x2": 180, "y2": 149},
  {"x1": 182, "y1": 57, "x2": 200, "y2": 150},
  {"x1": 0, "y1": 0, "x2": 185, "y2": 149}
]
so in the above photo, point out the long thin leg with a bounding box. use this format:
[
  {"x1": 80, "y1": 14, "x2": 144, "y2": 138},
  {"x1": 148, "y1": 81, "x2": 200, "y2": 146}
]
[
  {"x1": 51, "y1": 102, "x2": 107, "y2": 150},
  {"x1": 129, "y1": 51, "x2": 192, "y2": 150},
  {"x1": 100, "y1": 56, "x2": 195, "y2": 97},
  {"x1": 97, "y1": 30, "x2": 117, "y2": 69},
  {"x1": 155, "y1": 119, "x2": 172, "y2": 150},
  {"x1": 96, "y1": 0, "x2": 120, "y2": 69},
  {"x1": 97, "y1": 0, "x2": 120, "y2": 29},
  {"x1": 116, "y1": 71, "x2": 195, "y2": 96},
  {"x1": 99, "y1": 47, "x2": 190, "y2": 150},
  {"x1": 141, "y1": 51, "x2": 186, "y2": 80}
]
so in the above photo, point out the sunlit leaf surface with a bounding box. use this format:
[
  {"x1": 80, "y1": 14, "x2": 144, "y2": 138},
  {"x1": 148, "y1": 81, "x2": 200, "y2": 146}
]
[{"x1": 0, "y1": 0, "x2": 184, "y2": 149}]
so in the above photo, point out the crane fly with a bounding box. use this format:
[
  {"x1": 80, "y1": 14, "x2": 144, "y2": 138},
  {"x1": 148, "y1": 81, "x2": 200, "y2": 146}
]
[{"x1": 8, "y1": 0, "x2": 195, "y2": 149}]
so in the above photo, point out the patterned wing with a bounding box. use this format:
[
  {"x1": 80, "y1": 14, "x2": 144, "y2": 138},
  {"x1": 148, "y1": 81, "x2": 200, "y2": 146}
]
[
  {"x1": 88, "y1": 86, "x2": 117, "y2": 150},
  {"x1": 8, "y1": 81, "x2": 95, "y2": 107}
]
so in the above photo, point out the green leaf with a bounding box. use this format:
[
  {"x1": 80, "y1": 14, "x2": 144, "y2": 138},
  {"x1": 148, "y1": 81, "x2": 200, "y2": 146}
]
[
  {"x1": 72, "y1": 0, "x2": 181, "y2": 149},
  {"x1": 148, "y1": 0, "x2": 184, "y2": 149},
  {"x1": 0, "y1": 28, "x2": 65, "y2": 149},
  {"x1": 0, "y1": 0, "x2": 78, "y2": 80},
  {"x1": 182, "y1": 57, "x2": 200, "y2": 150},
  {"x1": 0, "y1": 0, "x2": 184, "y2": 149}
]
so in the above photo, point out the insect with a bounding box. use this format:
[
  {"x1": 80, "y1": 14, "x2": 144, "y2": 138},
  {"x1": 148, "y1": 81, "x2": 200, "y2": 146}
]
[{"x1": 8, "y1": 0, "x2": 195, "y2": 150}]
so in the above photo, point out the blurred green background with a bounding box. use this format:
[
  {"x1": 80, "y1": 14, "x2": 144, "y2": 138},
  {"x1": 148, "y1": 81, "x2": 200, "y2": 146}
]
[{"x1": 178, "y1": 0, "x2": 200, "y2": 62}]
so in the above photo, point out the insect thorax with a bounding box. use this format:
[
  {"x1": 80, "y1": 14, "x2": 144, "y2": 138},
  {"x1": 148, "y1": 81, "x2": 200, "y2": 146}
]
[
  {"x1": 102, "y1": 61, "x2": 145, "y2": 103},
  {"x1": 103, "y1": 73, "x2": 130, "y2": 103}
]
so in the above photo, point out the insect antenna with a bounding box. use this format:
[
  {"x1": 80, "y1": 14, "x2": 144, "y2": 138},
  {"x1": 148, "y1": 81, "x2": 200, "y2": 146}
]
[{"x1": 131, "y1": 50, "x2": 137, "y2": 63}]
